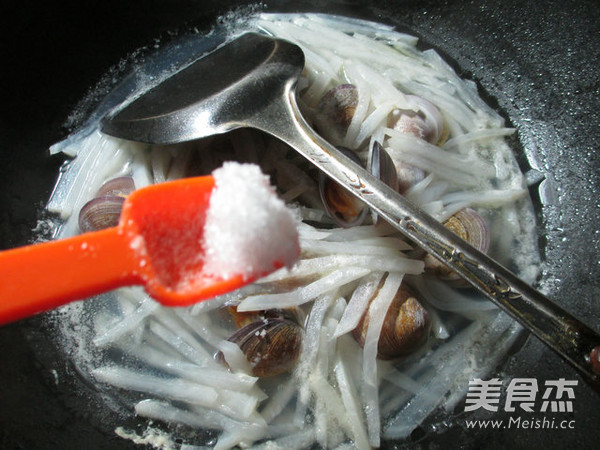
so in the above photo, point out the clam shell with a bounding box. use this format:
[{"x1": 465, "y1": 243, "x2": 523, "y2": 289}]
[
  {"x1": 226, "y1": 306, "x2": 302, "y2": 329},
  {"x1": 394, "y1": 161, "x2": 425, "y2": 194},
  {"x1": 353, "y1": 283, "x2": 431, "y2": 359},
  {"x1": 78, "y1": 195, "x2": 125, "y2": 232},
  {"x1": 388, "y1": 95, "x2": 447, "y2": 145},
  {"x1": 319, "y1": 146, "x2": 369, "y2": 227},
  {"x1": 424, "y1": 208, "x2": 491, "y2": 286},
  {"x1": 371, "y1": 141, "x2": 425, "y2": 195},
  {"x1": 96, "y1": 176, "x2": 135, "y2": 197},
  {"x1": 313, "y1": 84, "x2": 358, "y2": 146},
  {"x1": 370, "y1": 141, "x2": 399, "y2": 192},
  {"x1": 219, "y1": 318, "x2": 302, "y2": 377}
]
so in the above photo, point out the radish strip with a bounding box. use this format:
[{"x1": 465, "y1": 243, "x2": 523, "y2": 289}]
[
  {"x1": 334, "y1": 356, "x2": 370, "y2": 450},
  {"x1": 217, "y1": 340, "x2": 253, "y2": 375},
  {"x1": 334, "y1": 272, "x2": 384, "y2": 337},
  {"x1": 237, "y1": 267, "x2": 370, "y2": 311},
  {"x1": 93, "y1": 297, "x2": 159, "y2": 347},
  {"x1": 362, "y1": 272, "x2": 403, "y2": 447},
  {"x1": 92, "y1": 367, "x2": 218, "y2": 406}
]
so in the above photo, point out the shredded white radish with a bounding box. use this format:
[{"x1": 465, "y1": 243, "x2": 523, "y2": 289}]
[
  {"x1": 236, "y1": 267, "x2": 370, "y2": 311},
  {"x1": 92, "y1": 367, "x2": 219, "y2": 406},
  {"x1": 334, "y1": 355, "x2": 370, "y2": 450},
  {"x1": 362, "y1": 272, "x2": 404, "y2": 447},
  {"x1": 217, "y1": 340, "x2": 253, "y2": 375},
  {"x1": 93, "y1": 296, "x2": 159, "y2": 347},
  {"x1": 334, "y1": 272, "x2": 384, "y2": 338},
  {"x1": 148, "y1": 320, "x2": 215, "y2": 365}
]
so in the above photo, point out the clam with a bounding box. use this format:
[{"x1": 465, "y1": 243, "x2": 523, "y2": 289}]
[
  {"x1": 78, "y1": 195, "x2": 125, "y2": 232},
  {"x1": 424, "y1": 208, "x2": 491, "y2": 287},
  {"x1": 393, "y1": 161, "x2": 426, "y2": 195},
  {"x1": 313, "y1": 84, "x2": 358, "y2": 146},
  {"x1": 370, "y1": 141, "x2": 399, "y2": 192},
  {"x1": 96, "y1": 176, "x2": 135, "y2": 197},
  {"x1": 78, "y1": 176, "x2": 135, "y2": 232},
  {"x1": 385, "y1": 96, "x2": 448, "y2": 192},
  {"x1": 353, "y1": 282, "x2": 431, "y2": 359},
  {"x1": 319, "y1": 146, "x2": 369, "y2": 227},
  {"x1": 372, "y1": 138, "x2": 424, "y2": 196},
  {"x1": 226, "y1": 306, "x2": 260, "y2": 329},
  {"x1": 388, "y1": 95, "x2": 447, "y2": 145},
  {"x1": 217, "y1": 318, "x2": 303, "y2": 377},
  {"x1": 226, "y1": 306, "x2": 302, "y2": 329}
]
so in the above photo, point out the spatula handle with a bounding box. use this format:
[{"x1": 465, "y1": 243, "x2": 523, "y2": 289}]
[
  {"x1": 0, "y1": 228, "x2": 140, "y2": 324},
  {"x1": 251, "y1": 82, "x2": 600, "y2": 393}
]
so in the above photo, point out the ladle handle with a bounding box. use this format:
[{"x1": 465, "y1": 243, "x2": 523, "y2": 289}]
[
  {"x1": 0, "y1": 228, "x2": 139, "y2": 324},
  {"x1": 254, "y1": 87, "x2": 600, "y2": 393}
]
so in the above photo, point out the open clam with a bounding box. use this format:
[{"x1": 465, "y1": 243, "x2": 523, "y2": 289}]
[
  {"x1": 370, "y1": 141, "x2": 399, "y2": 193},
  {"x1": 318, "y1": 146, "x2": 370, "y2": 227}
]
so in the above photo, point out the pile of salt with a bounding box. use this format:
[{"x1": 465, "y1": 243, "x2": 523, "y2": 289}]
[{"x1": 202, "y1": 162, "x2": 300, "y2": 280}]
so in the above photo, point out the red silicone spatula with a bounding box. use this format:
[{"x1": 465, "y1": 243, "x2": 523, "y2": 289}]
[{"x1": 0, "y1": 176, "x2": 275, "y2": 325}]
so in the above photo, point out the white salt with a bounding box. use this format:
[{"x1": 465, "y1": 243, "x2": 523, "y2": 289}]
[{"x1": 202, "y1": 162, "x2": 300, "y2": 281}]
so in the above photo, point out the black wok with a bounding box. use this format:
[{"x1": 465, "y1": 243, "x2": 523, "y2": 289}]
[{"x1": 0, "y1": 0, "x2": 598, "y2": 448}]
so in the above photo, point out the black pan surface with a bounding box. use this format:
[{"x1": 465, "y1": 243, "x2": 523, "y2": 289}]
[{"x1": 0, "y1": 1, "x2": 598, "y2": 448}]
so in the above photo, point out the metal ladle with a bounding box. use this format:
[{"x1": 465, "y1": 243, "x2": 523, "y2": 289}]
[{"x1": 101, "y1": 32, "x2": 600, "y2": 392}]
